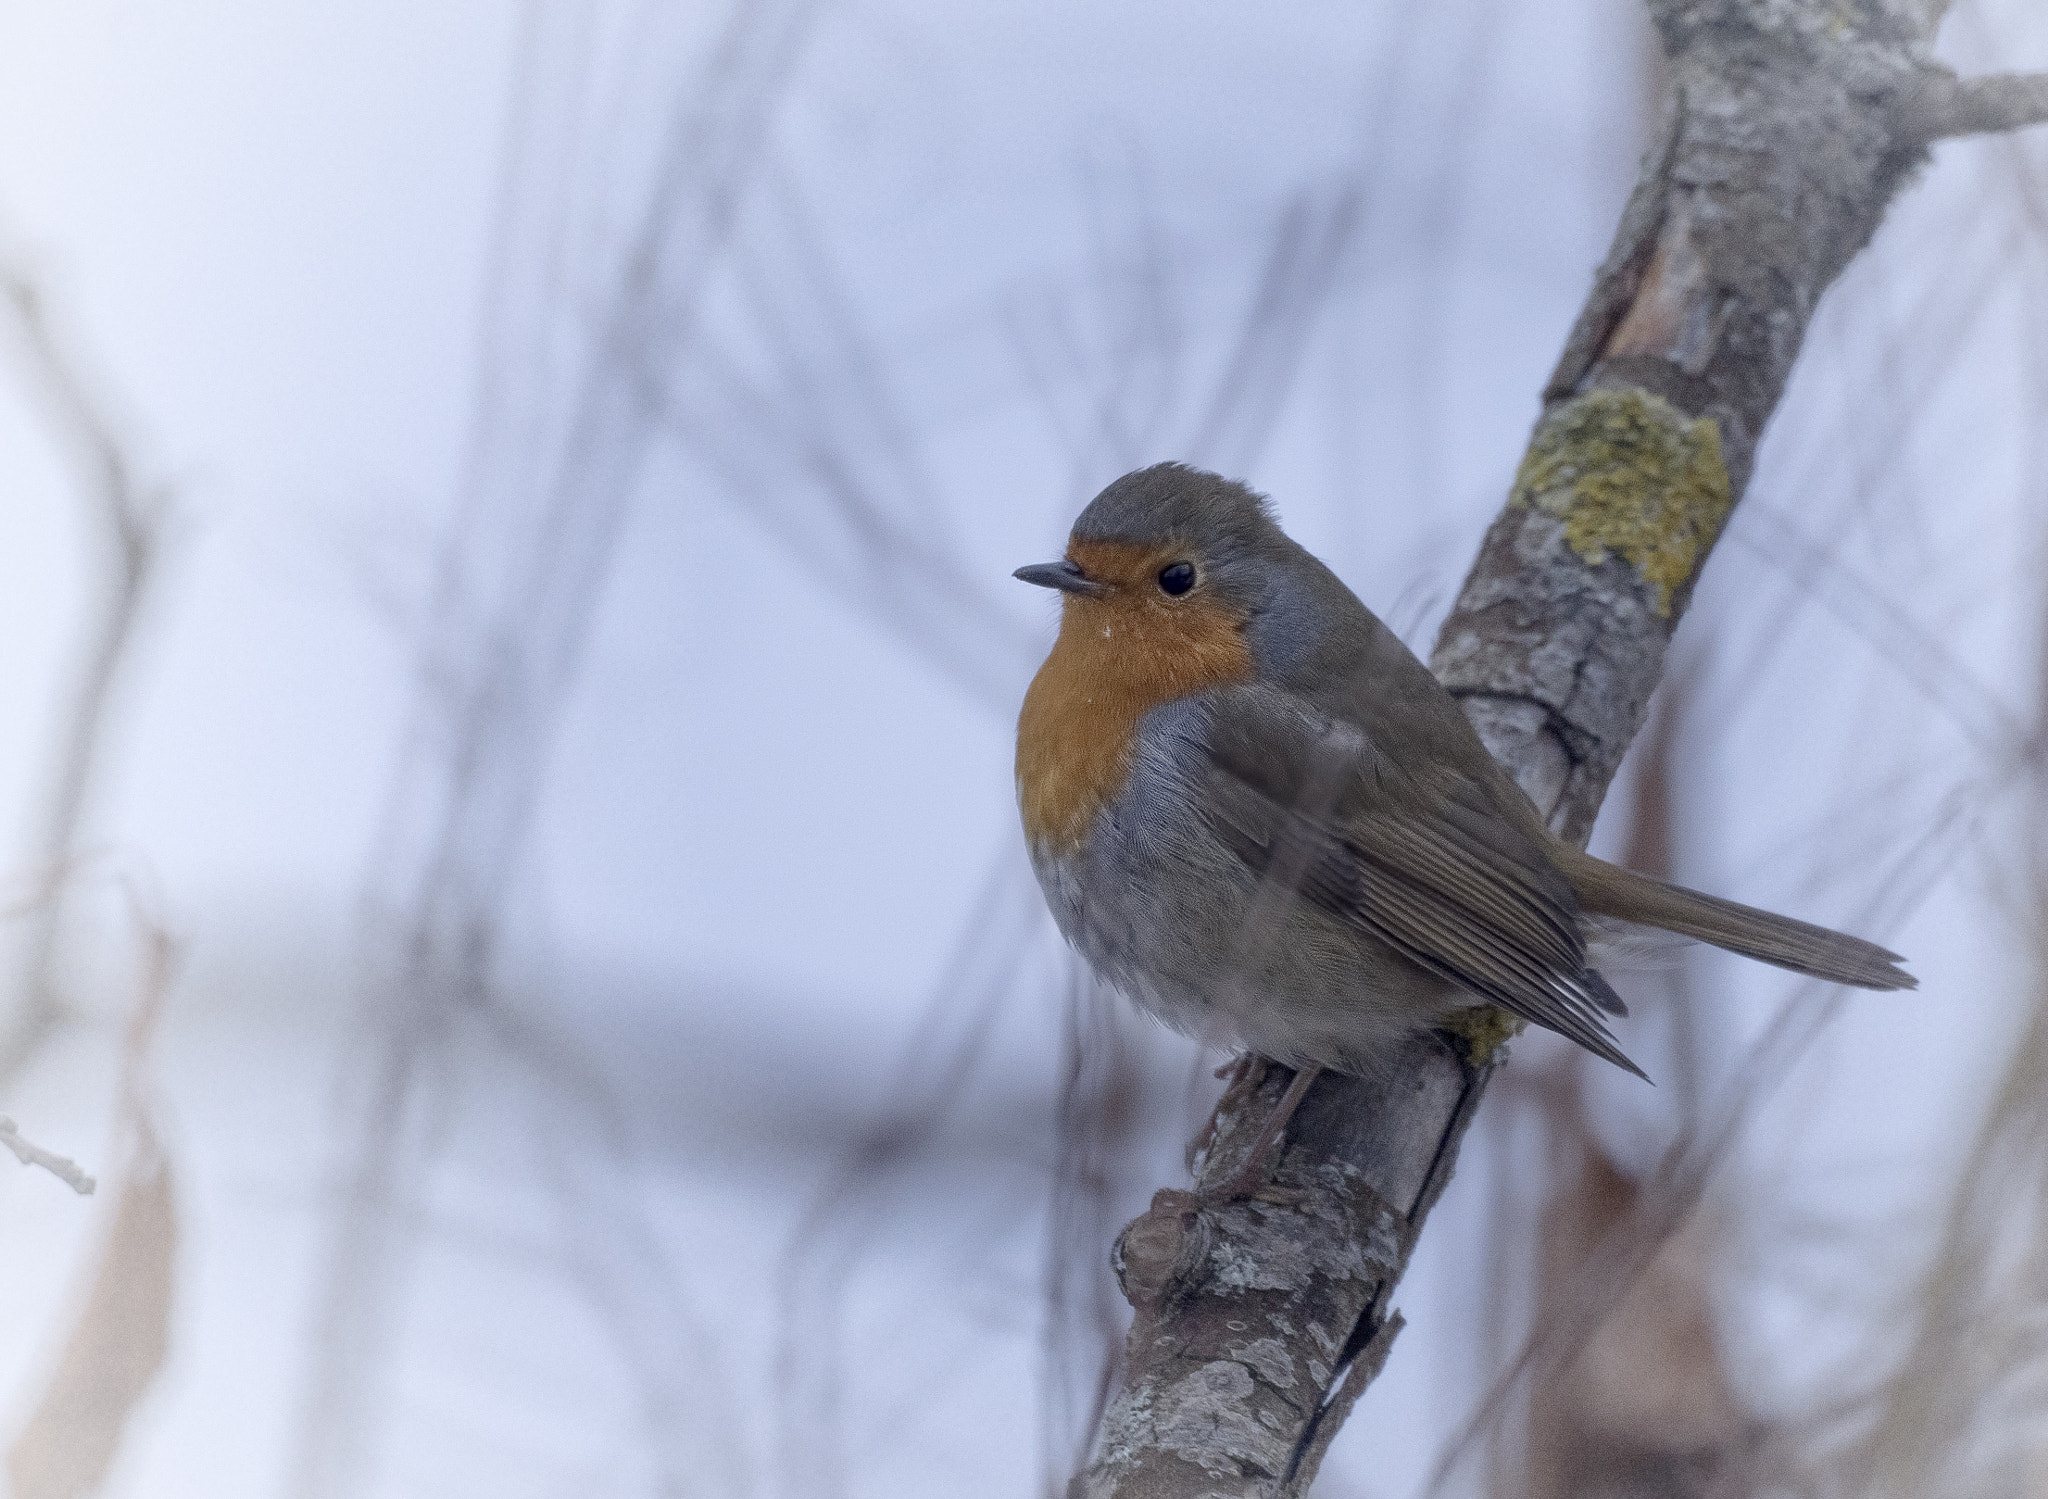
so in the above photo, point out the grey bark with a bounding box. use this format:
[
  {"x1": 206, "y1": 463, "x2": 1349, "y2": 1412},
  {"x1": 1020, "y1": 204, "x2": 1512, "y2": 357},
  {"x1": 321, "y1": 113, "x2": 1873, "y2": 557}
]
[{"x1": 1075, "y1": 4, "x2": 2048, "y2": 1495}]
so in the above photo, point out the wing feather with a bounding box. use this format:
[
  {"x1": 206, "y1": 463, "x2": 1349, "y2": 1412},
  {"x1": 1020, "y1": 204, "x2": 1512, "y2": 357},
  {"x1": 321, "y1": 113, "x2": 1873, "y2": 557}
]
[{"x1": 1191, "y1": 688, "x2": 1643, "y2": 1076}]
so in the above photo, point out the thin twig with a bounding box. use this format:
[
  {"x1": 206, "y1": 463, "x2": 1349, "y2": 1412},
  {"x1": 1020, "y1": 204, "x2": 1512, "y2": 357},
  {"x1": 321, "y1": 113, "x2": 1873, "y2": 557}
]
[
  {"x1": 1895, "y1": 70, "x2": 2048, "y2": 143},
  {"x1": 0, "y1": 1117, "x2": 92, "y2": 1195},
  {"x1": 0, "y1": 260, "x2": 171, "y2": 1084}
]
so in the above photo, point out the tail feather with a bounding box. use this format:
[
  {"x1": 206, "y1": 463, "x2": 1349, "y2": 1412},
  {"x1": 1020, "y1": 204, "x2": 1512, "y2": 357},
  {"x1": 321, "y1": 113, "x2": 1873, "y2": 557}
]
[
  {"x1": 1561, "y1": 853, "x2": 1915, "y2": 992},
  {"x1": 1581, "y1": 966, "x2": 1630, "y2": 1017}
]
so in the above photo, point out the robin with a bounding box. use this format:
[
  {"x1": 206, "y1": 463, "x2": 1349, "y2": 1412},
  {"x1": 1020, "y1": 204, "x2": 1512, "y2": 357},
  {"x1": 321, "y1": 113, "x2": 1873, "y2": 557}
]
[{"x1": 1014, "y1": 463, "x2": 1911, "y2": 1181}]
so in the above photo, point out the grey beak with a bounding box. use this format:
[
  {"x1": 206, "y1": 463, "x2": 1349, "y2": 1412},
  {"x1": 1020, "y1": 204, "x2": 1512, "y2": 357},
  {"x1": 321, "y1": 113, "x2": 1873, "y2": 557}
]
[{"x1": 1013, "y1": 559, "x2": 1107, "y2": 597}]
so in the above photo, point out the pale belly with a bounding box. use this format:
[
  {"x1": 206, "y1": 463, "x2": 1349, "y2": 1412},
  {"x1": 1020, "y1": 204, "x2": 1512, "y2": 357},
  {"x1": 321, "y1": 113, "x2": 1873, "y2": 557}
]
[{"x1": 1024, "y1": 714, "x2": 1458, "y2": 1075}]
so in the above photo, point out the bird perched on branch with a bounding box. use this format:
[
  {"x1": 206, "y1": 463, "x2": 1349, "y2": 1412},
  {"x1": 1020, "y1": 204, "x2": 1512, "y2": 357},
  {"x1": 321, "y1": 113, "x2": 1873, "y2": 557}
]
[{"x1": 1014, "y1": 463, "x2": 1911, "y2": 1168}]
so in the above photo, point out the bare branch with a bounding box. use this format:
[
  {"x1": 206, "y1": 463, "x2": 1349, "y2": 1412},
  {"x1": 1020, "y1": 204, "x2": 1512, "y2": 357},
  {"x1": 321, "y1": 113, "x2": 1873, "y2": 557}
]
[
  {"x1": 294, "y1": 4, "x2": 825, "y2": 1494},
  {"x1": 1894, "y1": 70, "x2": 2048, "y2": 144},
  {"x1": 0, "y1": 257, "x2": 172, "y2": 1083},
  {"x1": 0, "y1": 1117, "x2": 92, "y2": 1195},
  {"x1": 1077, "y1": 2, "x2": 2023, "y2": 1491},
  {"x1": 9, "y1": 885, "x2": 180, "y2": 1499}
]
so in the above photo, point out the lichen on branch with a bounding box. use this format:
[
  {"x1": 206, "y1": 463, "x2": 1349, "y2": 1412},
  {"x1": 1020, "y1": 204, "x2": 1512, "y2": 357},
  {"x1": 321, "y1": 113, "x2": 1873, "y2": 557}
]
[{"x1": 1509, "y1": 389, "x2": 1732, "y2": 618}]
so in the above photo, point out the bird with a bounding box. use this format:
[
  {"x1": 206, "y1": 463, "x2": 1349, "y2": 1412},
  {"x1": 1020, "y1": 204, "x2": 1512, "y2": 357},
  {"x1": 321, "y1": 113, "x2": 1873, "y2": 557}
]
[{"x1": 1013, "y1": 462, "x2": 1911, "y2": 1171}]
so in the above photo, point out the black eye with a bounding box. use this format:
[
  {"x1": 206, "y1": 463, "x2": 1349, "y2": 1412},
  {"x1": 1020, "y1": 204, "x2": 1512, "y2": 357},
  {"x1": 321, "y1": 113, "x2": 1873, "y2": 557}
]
[{"x1": 1157, "y1": 561, "x2": 1196, "y2": 596}]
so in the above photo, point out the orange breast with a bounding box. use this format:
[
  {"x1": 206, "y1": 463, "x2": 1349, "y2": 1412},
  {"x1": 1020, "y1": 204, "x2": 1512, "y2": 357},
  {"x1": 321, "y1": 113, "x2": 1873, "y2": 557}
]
[{"x1": 1016, "y1": 543, "x2": 1255, "y2": 854}]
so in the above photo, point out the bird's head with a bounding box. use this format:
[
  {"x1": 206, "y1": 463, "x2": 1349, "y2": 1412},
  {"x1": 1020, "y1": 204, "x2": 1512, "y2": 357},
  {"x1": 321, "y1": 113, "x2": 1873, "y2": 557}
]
[{"x1": 1013, "y1": 463, "x2": 1284, "y2": 657}]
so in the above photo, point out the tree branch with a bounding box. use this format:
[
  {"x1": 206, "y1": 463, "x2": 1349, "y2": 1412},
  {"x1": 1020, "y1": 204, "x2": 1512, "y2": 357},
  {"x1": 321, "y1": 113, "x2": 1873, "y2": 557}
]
[
  {"x1": 0, "y1": 262, "x2": 171, "y2": 1084},
  {"x1": 1894, "y1": 71, "x2": 2048, "y2": 144},
  {"x1": 0, "y1": 1116, "x2": 94, "y2": 1195},
  {"x1": 1074, "y1": 3, "x2": 2036, "y2": 1493}
]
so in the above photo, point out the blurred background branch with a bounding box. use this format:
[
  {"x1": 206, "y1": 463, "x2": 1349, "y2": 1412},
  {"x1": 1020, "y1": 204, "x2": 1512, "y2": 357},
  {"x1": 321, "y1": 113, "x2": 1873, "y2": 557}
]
[
  {"x1": 9, "y1": 883, "x2": 176, "y2": 1499},
  {"x1": 290, "y1": 3, "x2": 828, "y2": 1496},
  {"x1": 0, "y1": 255, "x2": 170, "y2": 1084}
]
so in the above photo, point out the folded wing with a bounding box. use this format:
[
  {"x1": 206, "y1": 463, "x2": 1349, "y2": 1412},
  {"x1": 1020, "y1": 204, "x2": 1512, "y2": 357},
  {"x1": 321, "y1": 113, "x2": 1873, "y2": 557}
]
[{"x1": 1189, "y1": 686, "x2": 1644, "y2": 1077}]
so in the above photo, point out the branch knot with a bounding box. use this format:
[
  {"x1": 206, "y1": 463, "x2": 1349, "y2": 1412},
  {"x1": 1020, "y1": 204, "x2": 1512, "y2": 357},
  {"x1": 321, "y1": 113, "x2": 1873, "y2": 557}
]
[{"x1": 1115, "y1": 1191, "x2": 1216, "y2": 1310}]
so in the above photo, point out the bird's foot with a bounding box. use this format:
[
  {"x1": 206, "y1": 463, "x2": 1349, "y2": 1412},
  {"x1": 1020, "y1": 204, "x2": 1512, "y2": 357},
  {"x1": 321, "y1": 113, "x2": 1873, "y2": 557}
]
[{"x1": 1195, "y1": 1061, "x2": 1322, "y2": 1203}]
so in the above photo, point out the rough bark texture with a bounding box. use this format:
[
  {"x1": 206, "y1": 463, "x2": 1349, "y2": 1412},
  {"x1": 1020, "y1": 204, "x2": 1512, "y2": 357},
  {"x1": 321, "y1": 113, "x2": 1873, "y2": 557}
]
[{"x1": 1075, "y1": 4, "x2": 2048, "y2": 1495}]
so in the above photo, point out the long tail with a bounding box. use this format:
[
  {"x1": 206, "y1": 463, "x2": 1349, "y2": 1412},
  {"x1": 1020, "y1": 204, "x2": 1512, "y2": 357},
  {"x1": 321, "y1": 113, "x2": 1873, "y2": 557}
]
[{"x1": 1559, "y1": 851, "x2": 1915, "y2": 992}]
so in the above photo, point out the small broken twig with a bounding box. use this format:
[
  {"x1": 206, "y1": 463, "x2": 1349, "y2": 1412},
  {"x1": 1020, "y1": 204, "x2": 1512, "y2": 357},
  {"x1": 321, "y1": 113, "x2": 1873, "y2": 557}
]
[{"x1": 0, "y1": 1117, "x2": 93, "y2": 1196}]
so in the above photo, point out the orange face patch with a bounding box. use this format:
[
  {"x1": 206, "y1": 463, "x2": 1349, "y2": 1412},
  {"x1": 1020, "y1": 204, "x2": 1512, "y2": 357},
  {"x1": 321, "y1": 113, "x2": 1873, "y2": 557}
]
[{"x1": 1016, "y1": 540, "x2": 1254, "y2": 853}]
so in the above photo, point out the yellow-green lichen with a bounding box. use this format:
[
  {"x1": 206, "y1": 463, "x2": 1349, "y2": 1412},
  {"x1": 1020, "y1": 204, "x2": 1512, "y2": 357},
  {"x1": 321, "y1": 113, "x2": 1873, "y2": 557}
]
[
  {"x1": 1509, "y1": 388, "x2": 1732, "y2": 616},
  {"x1": 1440, "y1": 1005, "x2": 1525, "y2": 1068}
]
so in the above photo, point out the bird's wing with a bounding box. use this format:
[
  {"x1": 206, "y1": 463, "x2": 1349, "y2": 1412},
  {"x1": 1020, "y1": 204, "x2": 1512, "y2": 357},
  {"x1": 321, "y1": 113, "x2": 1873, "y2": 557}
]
[{"x1": 1188, "y1": 686, "x2": 1641, "y2": 1076}]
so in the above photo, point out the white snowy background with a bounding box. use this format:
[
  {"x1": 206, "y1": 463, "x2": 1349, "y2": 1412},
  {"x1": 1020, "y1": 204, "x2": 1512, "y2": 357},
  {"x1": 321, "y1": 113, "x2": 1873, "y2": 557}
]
[{"x1": 0, "y1": 2, "x2": 2040, "y2": 1496}]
